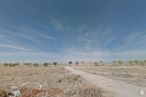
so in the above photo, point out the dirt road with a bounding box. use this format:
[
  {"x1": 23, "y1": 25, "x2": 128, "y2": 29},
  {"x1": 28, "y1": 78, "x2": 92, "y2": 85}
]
[{"x1": 65, "y1": 66, "x2": 146, "y2": 97}]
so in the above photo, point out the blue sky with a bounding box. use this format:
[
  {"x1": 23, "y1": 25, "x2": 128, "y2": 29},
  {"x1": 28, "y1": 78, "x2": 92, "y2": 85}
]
[{"x1": 0, "y1": 0, "x2": 146, "y2": 63}]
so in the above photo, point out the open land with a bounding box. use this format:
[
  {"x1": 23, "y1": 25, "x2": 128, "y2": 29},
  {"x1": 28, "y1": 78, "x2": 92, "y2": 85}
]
[
  {"x1": 0, "y1": 65, "x2": 113, "y2": 97},
  {"x1": 0, "y1": 63, "x2": 146, "y2": 97}
]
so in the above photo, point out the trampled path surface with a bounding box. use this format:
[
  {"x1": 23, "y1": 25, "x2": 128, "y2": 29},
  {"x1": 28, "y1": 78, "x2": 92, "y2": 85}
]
[{"x1": 65, "y1": 66, "x2": 146, "y2": 97}]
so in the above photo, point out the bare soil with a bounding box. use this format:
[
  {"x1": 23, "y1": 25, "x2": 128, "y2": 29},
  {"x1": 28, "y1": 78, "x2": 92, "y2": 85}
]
[
  {"x1": 0, "y1": 65, "x2": 111, "y2": 97},
  {"x1": 75, "y1": 66, "x2": 146, "y2": 87},
  {"x1": 65, "y1": 66, "x2": 146, "y2": 97}
]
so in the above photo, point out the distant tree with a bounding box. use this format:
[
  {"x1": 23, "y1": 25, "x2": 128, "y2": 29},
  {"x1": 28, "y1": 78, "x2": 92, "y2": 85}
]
[
  {"x1": 128, "y1": 61, "x2": 133, "y2": 65},
  {"x1": 100, "y1": 60, "x2": 104, "y2": 65},
  {"x1": 3, "y1": 63, "x2": 9, "y2": 67},
  {"x1": 9, "y1": 63, "x2": 20, "y2": 67},
  {"x1": 94, "y1": 62, "x2": 99, "y2": 66},
  {"x1": 24, "y1": 63, "x2": 27, "y2": 65},
  {"x1": 118, "y1": 60, "x2": 123, "y2": 65},
  {"x1": 140, "y1": 61, "x2": 144, "y2": 65},
  {"x1": 68, "y1": 61, "x2": 72, "y2": 65},
  {"x1": 8, "y1": 63, "x2": 12, "y2": 67},
  {"x1": 53, "y1": 62, "x2": 58, "y2": 66},
  {"x1": 43, "y1": 62, "x2": 49, "y2": 67},
  {"x1": 14, "y1": 63, "x2": 20, "y2": 66},
  {"x1": 134, "y1": 60, "x2": 140, "y2": 65},
  {"x1": 33, "y1": 63, "x2": 39, "y2": 67},
  {"x1": 144, "y1": 60, "x2": 146, "y2": 65},
  {"x1": 24, "y1": 63, "x2": 32, "y2": 66},
  {"x1": 9, "y1": 63, "x2": 14, "y2": 67}
]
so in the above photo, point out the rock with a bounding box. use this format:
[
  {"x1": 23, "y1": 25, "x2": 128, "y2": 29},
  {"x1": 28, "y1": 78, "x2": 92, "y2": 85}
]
[
  {"x1": 10, "y1": 90, "x2": 21, "y2": 97},
  {"x1": 7, "y1": 86, "x2": 21, "y2": 97},
  {"x1": 7, "y1": 92, "x2": 14, "y2": 96}
]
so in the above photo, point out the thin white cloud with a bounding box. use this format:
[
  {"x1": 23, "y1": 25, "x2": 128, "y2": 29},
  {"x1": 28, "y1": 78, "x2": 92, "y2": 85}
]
[
  {"x1": 75, "y1": 51, "x2": 109, "y2": 57},
  {"x1": 39, "y1": 33, "x2": 53, "y2": 40},
  {"x1": 113, "y1": 31, "x2": 146, "y2": 50},
  {"x1": 0, "y1": 43, "x2": 31, "y2": 51},
  {"x1": 1, "y1": 28, "x2": 54, "y2": 46},
  {"x1": 63, "y1": 44, "x2": 146, "y2": 62},
  {"x1": 49, "y1": 17, "x2": 85, "y2": 32},
  {"x1": 0, "y1": 48, "x2": 145, "y2": 63},
  {"x1": 50, "y1": 17, "x2": 66, "y2": 31}
]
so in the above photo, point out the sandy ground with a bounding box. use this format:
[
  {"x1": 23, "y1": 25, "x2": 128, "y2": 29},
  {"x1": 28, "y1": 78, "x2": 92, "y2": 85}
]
[
  {"x1": 75, "y1": 66, "x2": 146, "y2": 87},
  {"x1": 0, "y1": 66, "x2": 85, "y2": 97},
  {"x1": 1, "y1": 65, "x2": 145, "y2": 97},
  {"x1": 65, "y1": 66, "x2": 146, "y2": 97},
  {"x1": 0, "y1": 65, "x2": 112, "y2": 97}
]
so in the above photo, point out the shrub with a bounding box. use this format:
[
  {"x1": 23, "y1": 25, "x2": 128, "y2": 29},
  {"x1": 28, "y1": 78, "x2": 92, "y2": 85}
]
[
  {"x1": 3, "y1": 63, "x2": 9, "y2": 67},
  {"x1": 43, "y1": 62, "x2": 49, "y2": 67},
  {"x1": 128, "y1": 61, "x2": 133, "y2": 65},
  {"x1": 53, "y1": 62, "x2": 58, "y2": 66},
  {"x1": 118, "y1": 60, "x2": 123, "y2": 65},
  {"x1": 9, "y1": 63, "x2": 18, "y2": 67},
  {"x1": 94, "y1": 62, "x2": 99, "y2": 66},
  {"x1": 24, "y1": 63, "x2": 32, "y2": 66},
  {"x1": 33, "y1": 63, "x2": 39, "y2": 67},
  {"x1": 134, "y1": 60, "x2": 140, "y2": 65},
  {"x1": 79, "y1": 85, "x2": 103, "y2": 97},
  {"x1": 68, "y1": 61, "x2": 72, "y2": 65},
  {"x1": 75, "y1": 61, "x2": 79, "y2": 65}
]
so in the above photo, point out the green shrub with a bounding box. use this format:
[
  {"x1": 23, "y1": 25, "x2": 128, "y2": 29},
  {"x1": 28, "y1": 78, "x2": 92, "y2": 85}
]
[{"x1": 53, "y1": 62, "x2": 58, "y2": 66}]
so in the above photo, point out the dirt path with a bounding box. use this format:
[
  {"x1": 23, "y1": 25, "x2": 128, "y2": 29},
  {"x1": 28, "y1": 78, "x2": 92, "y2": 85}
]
[{"x1": 65, "y1": 66, "x2": 146, "y2": 97}]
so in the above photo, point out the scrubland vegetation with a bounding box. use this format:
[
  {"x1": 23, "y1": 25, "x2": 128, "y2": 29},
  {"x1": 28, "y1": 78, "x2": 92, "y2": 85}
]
[
  {"x1": 0, "y1": 60, "x2": 145, "y2": 97},
  {"x1": 0, "y1": 63, "x2": 113, "y2": 97},
  {"x1": 75, "y1": 60, "x2": 146, "y2": 87}
]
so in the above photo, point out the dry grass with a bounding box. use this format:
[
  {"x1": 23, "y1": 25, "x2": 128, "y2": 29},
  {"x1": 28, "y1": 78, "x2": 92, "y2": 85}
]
[
  {"x1": 0, "y1": 89, "x2": 7, "y2": 97},
  {"x1": 0, "y1": 66, "x2": 83, "y2": 97},
  {"x1": 79, "y1": 85, "x2": 103, "y2": 97},
  {"x1": 20, "y1": 88, "x2": 63, "y2": 97},
  {"x1": 0, "y1": 65, "x2": 113, "y2": 97},
  {"x1": 77, "y1": 66, "x2": 146, "y2": 86}
]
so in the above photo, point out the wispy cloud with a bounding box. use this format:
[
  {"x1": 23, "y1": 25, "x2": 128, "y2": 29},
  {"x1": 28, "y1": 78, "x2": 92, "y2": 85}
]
[
  {"x1": 0, "y1": 28, "x2": 54, "y2": 50},
  {"x1": 0, "y1": 43, "x2": 32, "y2": 51},
  {"x1": 63, "y1": 49, "x2": 146, "y2": 62},
  {"x1": 49, "y1": 17, "x2": 68, "y2": 32},
  {"x1": 111, "y1": 31, "x2": 146, "y2": 51}
]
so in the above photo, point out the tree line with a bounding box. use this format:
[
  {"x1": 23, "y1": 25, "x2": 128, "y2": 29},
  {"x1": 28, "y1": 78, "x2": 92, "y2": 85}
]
[{"x1": 0, "y1": 60, "x2": 146, "y2": 67}]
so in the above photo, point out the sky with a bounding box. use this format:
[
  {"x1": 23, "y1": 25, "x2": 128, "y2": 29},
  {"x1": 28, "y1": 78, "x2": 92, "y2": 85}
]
[{"x1": 0, "y1": 0, "x2": 146, "y2": 63}]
